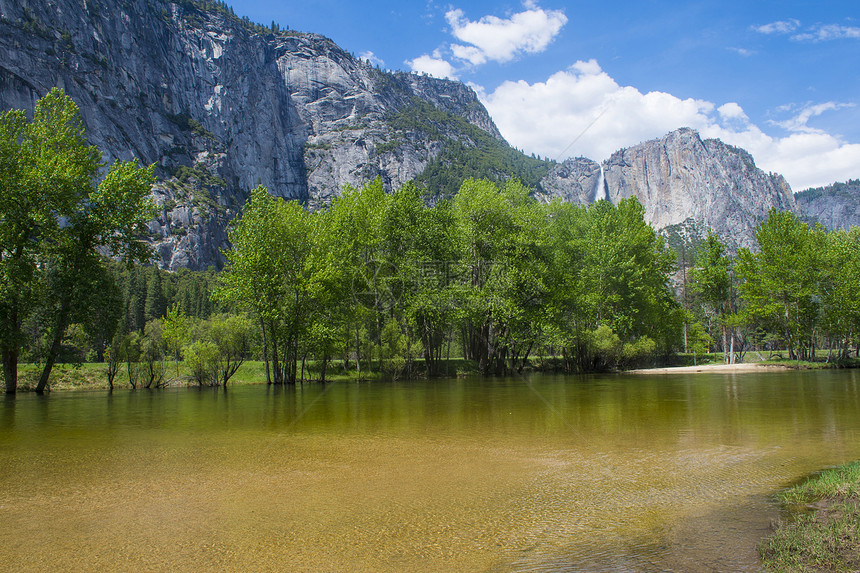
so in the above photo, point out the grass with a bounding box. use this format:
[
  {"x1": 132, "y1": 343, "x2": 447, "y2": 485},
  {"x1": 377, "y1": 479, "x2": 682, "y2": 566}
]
[
  {"x1": 760, "y1": 461, "x2": 860, "y2": 572},
  {"x1": 13, "y1": 357, "x2": 481, "y2": 393}
]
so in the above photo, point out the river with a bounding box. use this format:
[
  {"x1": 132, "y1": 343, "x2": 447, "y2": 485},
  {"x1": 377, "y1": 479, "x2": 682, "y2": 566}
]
[{"x1": 2, "y1": 369, "x2": 859, "y2": 571}]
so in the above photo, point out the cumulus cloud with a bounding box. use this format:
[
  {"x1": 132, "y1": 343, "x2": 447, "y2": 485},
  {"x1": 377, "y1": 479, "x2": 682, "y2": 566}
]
[
  {"x1": 478, "y1": 60, "x2": 860, "y2": 190},
  {"x1": 407, "y1": 52, "x2": 459, "y2": 80},
  {"x1": 753, "y1": 19, "x2": 800, "y2": 35},
  {"x1": 445, "y1": 3, "x2": 567, "y2": 65}
]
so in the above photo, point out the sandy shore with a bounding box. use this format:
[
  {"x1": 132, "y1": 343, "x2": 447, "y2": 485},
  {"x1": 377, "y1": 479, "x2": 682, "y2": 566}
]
[{"x1": 626, "y1": 362, "x2": 790, "y2": 375}]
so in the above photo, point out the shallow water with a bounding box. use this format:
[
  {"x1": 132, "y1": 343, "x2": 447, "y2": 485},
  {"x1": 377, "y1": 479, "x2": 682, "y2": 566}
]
[{"x1": 2, "y1": 369, "x2": 860, "y2": 571}]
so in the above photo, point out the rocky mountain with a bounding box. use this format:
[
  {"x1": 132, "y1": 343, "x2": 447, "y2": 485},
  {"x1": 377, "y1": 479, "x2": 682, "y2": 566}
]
[
  {"x1": 536, "y1": 128, "x2": 797, "y2": 250},
  {"x1": 0, "y1": 0, "x2": 508, "y2": 269},
  {"x1": 2, "y1": 0, "x2": 835, "y2": 269},
  {"x1": 795, "y1": 180, "x2": 860, "y2": 232}
]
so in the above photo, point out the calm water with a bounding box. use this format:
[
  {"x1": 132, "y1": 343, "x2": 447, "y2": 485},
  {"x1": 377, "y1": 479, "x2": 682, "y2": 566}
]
[{"x1": 2, "y1": 369, "x2": 860, "y2": 572}]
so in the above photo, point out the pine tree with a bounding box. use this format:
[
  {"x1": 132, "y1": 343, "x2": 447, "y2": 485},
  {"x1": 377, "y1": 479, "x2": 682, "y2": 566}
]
[{"x1": 144, "y1": 265, "x2": 167, "y2": 321}]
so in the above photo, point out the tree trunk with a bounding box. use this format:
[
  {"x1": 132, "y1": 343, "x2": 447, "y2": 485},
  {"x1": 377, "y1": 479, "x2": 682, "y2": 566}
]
[
  {"x1": 355, "y1": 324, "x2": 362, "y2": 381},
  {"x1": 319, "y1": 354, "x2": 329, "y2": 383},
  {"x1": 3, "y1": 347, "x2": 18, "y2": 394},
  {"x1": 729, "y1": 327, "x2": 735, "y2": 365},
  {"x1": 260, "y1": 318, "x2": 271, "y2": 385},
  {"x1": 36, "y1": 293, "x2": 74, "y2": 394}
]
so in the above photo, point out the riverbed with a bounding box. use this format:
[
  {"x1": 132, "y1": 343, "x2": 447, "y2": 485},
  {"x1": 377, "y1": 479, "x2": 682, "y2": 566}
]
[{"x1": 2, "y1": 369, "x2": 859, "y2": 571}]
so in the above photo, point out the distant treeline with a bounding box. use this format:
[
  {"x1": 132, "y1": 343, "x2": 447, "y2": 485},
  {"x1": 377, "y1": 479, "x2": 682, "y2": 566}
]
[{"x1": 3, "y1": 89, "x2": 859, "y2": 394}]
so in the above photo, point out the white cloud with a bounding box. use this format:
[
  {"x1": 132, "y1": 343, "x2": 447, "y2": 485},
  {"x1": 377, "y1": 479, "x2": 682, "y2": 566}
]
[
  {"x1": 451, "y1": 43, "x2": 487, "y2": 66},
  {"x1": 793, "y1": 24, "x2": 860, "y2": 42},
  {"x1": 359, "y1": 51, "x2": 385, "y2": 68},
  {"x1": 753, "y1": 19, "x2": 800, "y2": 34},
  {"x1": 718, "y1": 102, "x2": 747, "y2": 121},
  {"x1": 478, "y1": 60, "x2": 860, "y2": 190},
  {"x1": 445, "y1": 3, "x2": 567, "y2": 65},
  {"x1": 406, "y1": 53, "x2": 458, "y2": 80},
  {"x1": 770, "y1": 102, "x2": 855, "y2": 133},
  {"x1": 727, "y1": 47, "x2": 755, "y2": 57}
]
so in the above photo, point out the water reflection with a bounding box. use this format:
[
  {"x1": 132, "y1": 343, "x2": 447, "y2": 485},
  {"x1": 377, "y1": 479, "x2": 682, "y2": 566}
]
[{"x1": 1, "y1": 370, "x2": 860, "y2": 571}]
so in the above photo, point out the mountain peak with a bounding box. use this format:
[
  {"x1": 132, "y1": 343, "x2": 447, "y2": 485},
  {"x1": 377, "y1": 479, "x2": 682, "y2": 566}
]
[{"x1": 538, "y1": 128, "x2": 796, "y2": 249}]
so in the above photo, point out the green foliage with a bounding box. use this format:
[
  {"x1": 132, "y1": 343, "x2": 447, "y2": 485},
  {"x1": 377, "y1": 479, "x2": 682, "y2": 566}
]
[
  {"x1": 216, "y1": 185, "x2": 333, "y2": 384},
  {"x1": 209, "y1": 313, "x2": 254, "y2": 385},
  {"x1": 212, "y1": 177, "x2": 682, "y2": 381},
  {"x1": 685, "y1": 320, "x2": 713, "y2": 364},
  {"x1": 169, "y1": 163, "x2": 226, "y2": 188},
  {"x1": 0, "y1": 88, "x2": 154, "y2": 393},
  {"x1": 161, "y1": 304, "x2": 189, "y2": 375},
  {"x1": 183, "y1": 340, "x2": 219, "y2": 387},
  {"x1": 736, "y1": 210, "x2": 819, "y2": 360},
  {"x1": 817, "y1": 227, "x2": 860, "y2": 360}
]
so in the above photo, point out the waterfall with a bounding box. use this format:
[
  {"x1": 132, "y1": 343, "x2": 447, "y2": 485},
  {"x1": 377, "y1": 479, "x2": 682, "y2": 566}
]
[{"x1": 594, "y1": 164, "x2": 607, "y2": 202}]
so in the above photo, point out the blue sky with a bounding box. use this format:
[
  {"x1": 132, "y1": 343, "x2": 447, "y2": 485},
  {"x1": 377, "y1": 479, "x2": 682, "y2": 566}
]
[{"x1": 226, "y1": 1, "x2": 860, "y2": 190}]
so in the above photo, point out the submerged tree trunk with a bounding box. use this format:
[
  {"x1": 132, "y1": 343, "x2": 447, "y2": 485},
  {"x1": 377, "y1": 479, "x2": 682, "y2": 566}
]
[
  {"x1": 319, "y1": 354, "x2": 329, "y2": 383},
  {"x1": 3, "y1": 347, "x2": 18, "y2": 394}
]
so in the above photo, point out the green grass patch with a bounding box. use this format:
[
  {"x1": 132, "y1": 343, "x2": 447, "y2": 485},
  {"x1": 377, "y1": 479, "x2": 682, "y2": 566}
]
[
  {"x1": 778, "y1": 462, "x2": 860, "y2": 504},
  {"x1": 760, "y1": 461, "x2": 860, "y2": 572}
]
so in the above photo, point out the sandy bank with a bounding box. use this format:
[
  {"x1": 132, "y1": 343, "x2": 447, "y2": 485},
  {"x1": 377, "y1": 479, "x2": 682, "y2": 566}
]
[{"x1": 626, "y1": 362, "x2": 790, "y2": 375}]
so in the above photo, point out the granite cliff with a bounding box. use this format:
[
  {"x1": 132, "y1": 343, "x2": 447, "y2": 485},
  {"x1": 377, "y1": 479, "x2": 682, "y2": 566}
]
[
  {"x1": 537, "y1": 128, "x2": 798, "y2": 250},
  {"x1": 795, "y1": 180, "x2": 860, "y2": 232},
  {"x1": 0, "y1": 0, "x2": 504, "y2": 269},
  {"x1": 3, "y1": 0, "x2": 838, "y2": 268}
]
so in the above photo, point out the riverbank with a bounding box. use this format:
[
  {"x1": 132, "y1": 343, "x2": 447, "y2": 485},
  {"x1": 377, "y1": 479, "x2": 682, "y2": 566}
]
[
  {"x1": 9, "y1": 355, "x2": 859, "y2": 393},
  {"x1": 626, "y1": 362, "x2": 790, "y2": 375},
  {"x1": 627, "y1": 356, "x2": 860, "y2": 375},
  {"x1": 760, "y1": 461, "x2": 860, "y2": 572}
]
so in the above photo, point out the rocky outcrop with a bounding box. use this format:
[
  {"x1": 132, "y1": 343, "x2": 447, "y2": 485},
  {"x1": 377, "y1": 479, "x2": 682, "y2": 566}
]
[
  {"x1": 0, "y1": 0, "x2": 501, "y2": 269},
  {"x1": 538, "y1": 128, "x2": 798, "y2": 249},
  {"x1": 538, "y1": 157, "x2": 602, "y2": 205},
  {"x1": 795, "y1": 180, "x2": 860, "y2": 231},
  {"x1": 1, "y1": 1, "x2": 829, "y2": 265}
]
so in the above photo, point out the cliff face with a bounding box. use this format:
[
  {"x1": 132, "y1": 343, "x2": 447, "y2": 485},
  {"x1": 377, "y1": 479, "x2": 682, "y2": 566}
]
[
  {"x1": 0, "y1": 0, "x2": 501, "y2": 269},
  {"x1": 795, "y1": 180, "x2": 860, "y2": 232},
  {"x1": 1, "y1": 1, "x2": 826, "y2": 266},
  {"x1": 538, "y1": 128, "x2": 798, "y2": 249}
]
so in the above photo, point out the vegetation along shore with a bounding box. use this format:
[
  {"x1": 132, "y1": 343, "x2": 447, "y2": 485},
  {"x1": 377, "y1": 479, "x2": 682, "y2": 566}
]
[
  {"x1": 760, "y1": 461, "x2": 860, "y2": 572},
  {"x1": 2, "y1": 90, "x2": 859, "y2": 395}
]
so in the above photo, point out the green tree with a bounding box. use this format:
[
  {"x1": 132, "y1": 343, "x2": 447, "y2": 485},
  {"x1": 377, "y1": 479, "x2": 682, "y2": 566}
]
[
  {"x1": 452, "y1": 178, "x2": 549, "y2": 374},
  {"x1": 183, "y1": 340, "x2": 219, "y2": 387},
  {"x1": 325, "y1": 179, "x2": 388, "y2": 378},
  {"x1": 735, "y1": 209, "x2": 819, "y2": 360},
  {"x1": 216, "y1": 186, "x2": 328, "y2": 384},
  {"x1": 818, "y1": 227, "x2": 860, "y2": 361},
  {"x1": 162, "y1": 303, "x2": 189, "y2": 377},
  {"x1": 0, "y1": 88, "x2": 154, "y2": 394},
  {"x1": 140, "y1": 319, "x2": 167, "y2": 389},
  {"x1": 690, "y1": 231, "x2": 735, "y2": 362},
  {"x1": 145, "y1": 265, "x2": 167, "y2": 322},
  {"x1": 209, "y1": 313, "x2": 254, "y2": 386}
]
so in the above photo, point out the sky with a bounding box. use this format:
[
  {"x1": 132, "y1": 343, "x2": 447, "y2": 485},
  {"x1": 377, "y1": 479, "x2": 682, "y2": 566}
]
[{"x1": 226, "y1": 0, "x2": 860, "y2": 191}]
